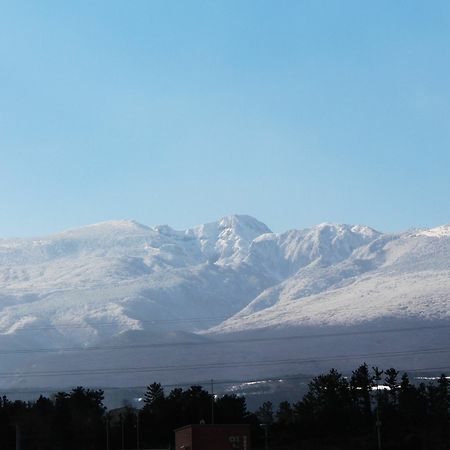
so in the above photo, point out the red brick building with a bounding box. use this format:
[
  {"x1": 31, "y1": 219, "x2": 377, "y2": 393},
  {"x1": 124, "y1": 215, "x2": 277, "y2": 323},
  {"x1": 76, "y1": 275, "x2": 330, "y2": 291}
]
[{"x1": 174, "y1": 424, "x2": 251, "y2": 450}]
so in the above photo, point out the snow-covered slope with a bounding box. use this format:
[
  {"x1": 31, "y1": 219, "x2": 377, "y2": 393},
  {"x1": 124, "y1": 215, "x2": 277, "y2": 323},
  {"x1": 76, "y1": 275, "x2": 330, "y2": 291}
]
[
  {"x1": 0, "y1": 215, "x2": 272, "y2": 342},
  {"x1": 209, "y1": 230, "x2": 450, "y2": 333},
  {"x1": 0, "y1": 215, "x2": 270, "y2": 289},
  {"x1": 0, "y1": 215, "x2": 449, "y2": 388},
  {"x1": 244, "y1": 223, "x2": 381, "y2": 282}
]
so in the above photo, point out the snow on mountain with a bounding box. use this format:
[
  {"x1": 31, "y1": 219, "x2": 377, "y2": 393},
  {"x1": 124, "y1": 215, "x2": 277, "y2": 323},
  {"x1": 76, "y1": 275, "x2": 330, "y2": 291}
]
[
  {"x1": 0, "y1": 216, "x2": 449, "y2": 388},
  {"x1": 244, "y1": 223, "x2": 381, "y2": 282},
  {"x1": 208, "y1": 229, "x2": 450, "y2": 334},
  {"x1": 416, "y1": 224, "x2": 450, "y2": 238},
  {"x1": 0, "y1": 215, "x2": 269, "y2": 290},
  {"x1": 0, "y1": 215, "x2": 277, "y2": 353},
  {"x1": 187, "y1": 214, "x2": 271, "y2": 265}
]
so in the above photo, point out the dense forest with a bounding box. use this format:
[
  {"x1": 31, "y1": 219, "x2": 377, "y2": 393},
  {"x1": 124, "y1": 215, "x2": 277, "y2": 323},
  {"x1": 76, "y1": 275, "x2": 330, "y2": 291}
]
[{"x1": 0, "y1": 364, "x2": 448, "y2": 450}]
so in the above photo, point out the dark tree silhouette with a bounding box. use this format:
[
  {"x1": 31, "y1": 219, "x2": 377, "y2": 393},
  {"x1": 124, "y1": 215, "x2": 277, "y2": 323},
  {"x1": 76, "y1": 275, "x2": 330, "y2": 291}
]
[
  {"x1": 143, "y1": 382, "x2": 165, "y2": 409},
  {"x1": 0, "y1": 365, "x2": 447, "y2": 450},
  {"x1": 350, "y1": 363, "x2": 373, "y2": 419}
]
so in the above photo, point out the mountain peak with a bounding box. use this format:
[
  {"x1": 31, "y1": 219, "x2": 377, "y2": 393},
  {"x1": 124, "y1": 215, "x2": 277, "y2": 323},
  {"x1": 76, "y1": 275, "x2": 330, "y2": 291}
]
[
  {"x1": 184, "y1": 215, "x2": 271, "y2": 264},
  {"x1": 55, "y1": 219, "x2": 151, "y2": 238},
  {"x1": 218, "y1": 214, "x2": 272, "y2": 235},
  {"x1": 418, "y1": 224, "x2": 450, "y2": 238},
  {"x1": 313, "y1": 222, "x2": 379, "y2": 235}
]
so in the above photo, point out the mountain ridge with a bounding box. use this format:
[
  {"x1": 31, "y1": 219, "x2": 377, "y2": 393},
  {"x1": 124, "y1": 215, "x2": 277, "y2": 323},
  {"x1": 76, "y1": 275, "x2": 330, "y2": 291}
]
[{"x1": 0, "y1": 214, "x2": 449, "y2": 387}]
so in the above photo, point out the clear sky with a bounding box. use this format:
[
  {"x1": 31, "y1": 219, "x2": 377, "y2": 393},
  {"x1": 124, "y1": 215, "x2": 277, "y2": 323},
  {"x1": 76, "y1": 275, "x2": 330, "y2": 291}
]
[{"x1": 1, "y1": 0, "x2": 450, "y2": 237}]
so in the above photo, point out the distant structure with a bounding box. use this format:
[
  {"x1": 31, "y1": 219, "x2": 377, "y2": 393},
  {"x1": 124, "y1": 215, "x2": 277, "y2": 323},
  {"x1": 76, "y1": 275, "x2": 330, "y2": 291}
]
[{"x1": 174, "y1": 424, "x2": 251, "y2": 450}]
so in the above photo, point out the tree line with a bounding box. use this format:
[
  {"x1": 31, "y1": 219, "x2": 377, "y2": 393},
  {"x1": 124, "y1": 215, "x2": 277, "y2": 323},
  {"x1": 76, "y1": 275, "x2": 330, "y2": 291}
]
[{"x1": 0, "y1": 364, "x2": 448, "y2": 450}]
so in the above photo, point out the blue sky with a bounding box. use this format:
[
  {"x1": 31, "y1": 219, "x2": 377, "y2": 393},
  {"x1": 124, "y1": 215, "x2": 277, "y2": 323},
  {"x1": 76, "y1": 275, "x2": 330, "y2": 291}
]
[{"x1": 1, "y1": 1, "x2": 450, "y2": 236}]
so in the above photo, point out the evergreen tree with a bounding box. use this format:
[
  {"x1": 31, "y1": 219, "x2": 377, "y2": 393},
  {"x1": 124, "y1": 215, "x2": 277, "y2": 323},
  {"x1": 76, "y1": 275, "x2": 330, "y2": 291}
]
[
  {"x1": 215, "y1": 394, "x2": 249, "y2": 424},
  {"x1": 143, "y1": 382, "x2": 165, "y2": 414},
  {"x1": 350, "y1": 363, "x2": 373, "y2": 418},
  {"x1": 302, "y1": 368, "x2": 352, "y2": 435},
  {"x1": 385, "y1": 367, "x2": 399, "y2": 405},
  {"x1": 276, "y1": 401, "x2": 294, "y2": 426},
  {"x1": 183, "y1": 385, "x2": 212, "y2": 424},
  {"x1": 256, "y1": 401, "x2": 274, "y2": 425}
]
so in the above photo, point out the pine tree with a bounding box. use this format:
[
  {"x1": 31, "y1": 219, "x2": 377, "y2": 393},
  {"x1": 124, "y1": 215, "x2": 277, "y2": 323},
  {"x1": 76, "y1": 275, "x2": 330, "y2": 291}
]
[
  {"x1": 384, "y1": 368, "x2": 399, "y2": 405},
  {"x1": 215, "y1": 394, "x2": 249, "y2": 424},
  {"x1": 256, "y1": 401, "x2": 274, "y2": 425},
  {"x1": 144, "y1": 382, "x2": 165, "y2": 409},
  {"x1": 350, "y1": 363, "x2": 373, "y2": 418}
]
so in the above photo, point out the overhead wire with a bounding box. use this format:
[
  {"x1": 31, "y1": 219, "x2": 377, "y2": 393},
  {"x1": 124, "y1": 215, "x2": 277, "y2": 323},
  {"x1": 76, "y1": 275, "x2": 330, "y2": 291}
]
[
  {"x1": 1, "y1": 366, "x2": 450, "y2": 398},
  {"x1": 0, "y1": 323, "x2": 448, "y2": 355},
  {"x1": 0, "y1": 346, "x2": 449, "y2": 379}
]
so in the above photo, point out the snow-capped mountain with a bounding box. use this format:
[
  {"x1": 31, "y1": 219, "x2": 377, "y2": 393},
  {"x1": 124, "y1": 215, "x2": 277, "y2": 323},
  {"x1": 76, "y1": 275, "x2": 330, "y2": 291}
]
[
  {"x1": 0, "y1": 215, "x2": 272, "y2": 339},
  {"x1": 0, "y1": 215, "x2": 449, "y2": 389}
]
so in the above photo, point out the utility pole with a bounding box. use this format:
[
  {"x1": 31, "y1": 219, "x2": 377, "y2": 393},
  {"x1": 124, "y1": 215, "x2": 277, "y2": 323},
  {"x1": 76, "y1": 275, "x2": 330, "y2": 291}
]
[
  {"x1": 373, "y1": 366, "x2": 383, "y2": 450},
  {"x1": 136, "y1": 410, "x2": 140, "y2": 450},
  {"x1": 121, "y1": 414, "x2": 125, "y2": 450},
  {"x1": 264, "y1": 424, "x2": 269, "y2": 450},
  {"x1": 106, "y1": 417, "x2": 110, "y2": 450},
  {"x1": 260, "y1": 424, "x2": 268, "y2": 450},
  {"x1": 211, "y1": 379, "x2": 215, "y2": 425},
  {"x1": 15, "y1": 424, "x2": 21, "y2": 450},
  {"x1": 376, "y1": 406, "x2": 382, "y2": 450}
]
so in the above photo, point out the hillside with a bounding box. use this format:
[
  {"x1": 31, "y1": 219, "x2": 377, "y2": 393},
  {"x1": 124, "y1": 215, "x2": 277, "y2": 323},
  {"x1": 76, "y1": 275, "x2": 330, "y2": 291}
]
[{"x1": 0, "y1": 216, "x2": 449, "y2": 388}]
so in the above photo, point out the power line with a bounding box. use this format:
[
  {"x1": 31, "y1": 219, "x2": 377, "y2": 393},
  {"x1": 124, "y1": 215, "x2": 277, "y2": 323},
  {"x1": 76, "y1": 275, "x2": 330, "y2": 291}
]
[
  {"x1": 2, "y1": 366, "x2": 450, "y2": 398},
  {"x1": 0, "y1": 323, "x2": 449, "y2": 356},
  {"x1": 188, "y1": 367, "x2": 450, "y2": 388},
  {"x1": 0, "y1": 346, "x2": 449, "y2": 379}
]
